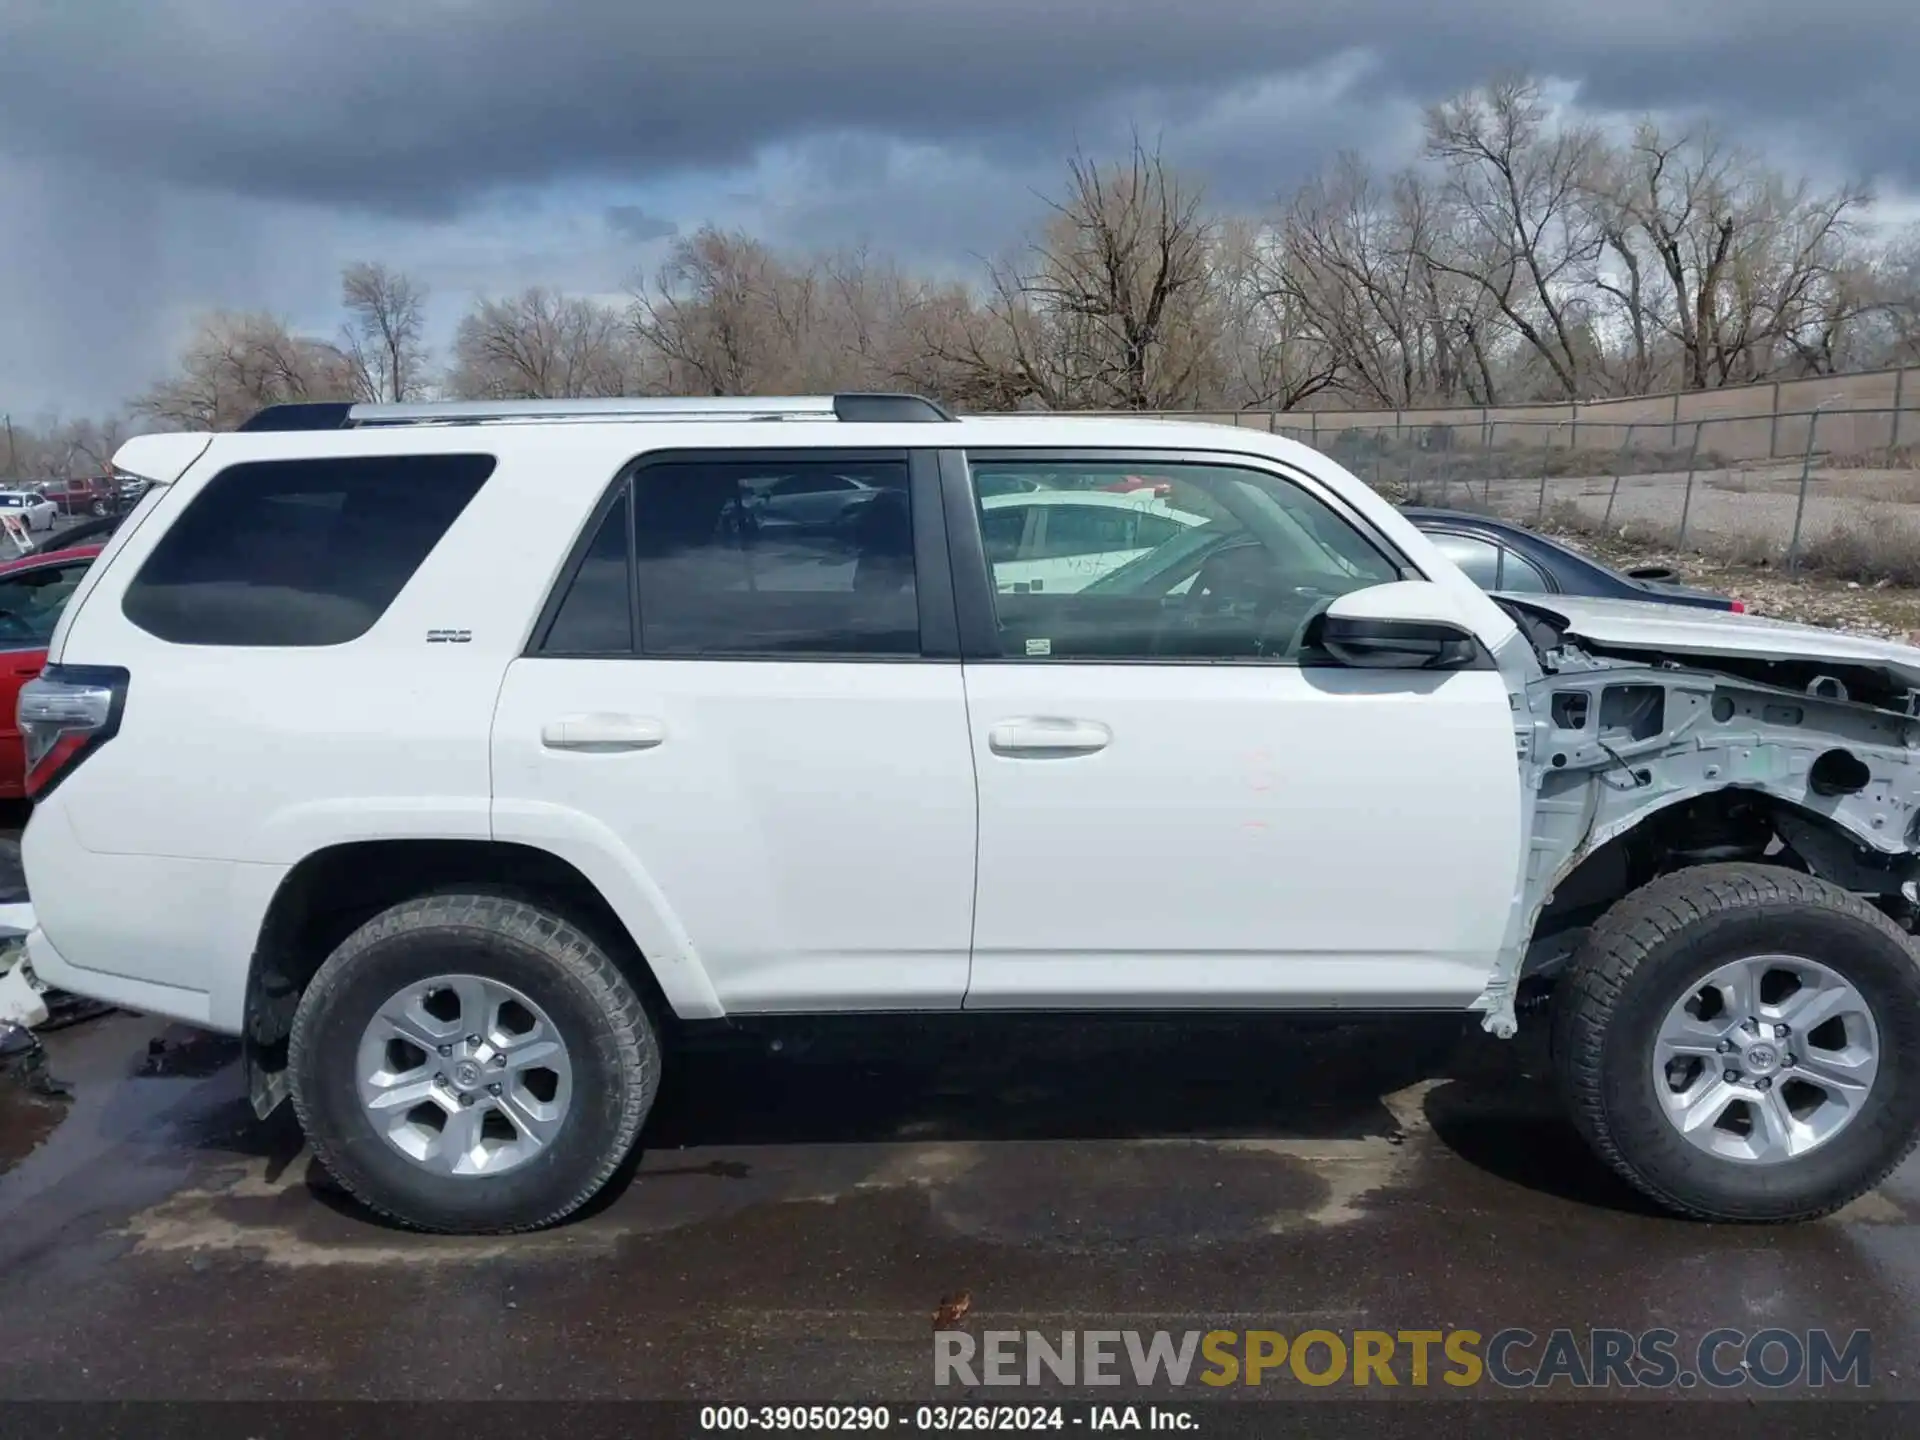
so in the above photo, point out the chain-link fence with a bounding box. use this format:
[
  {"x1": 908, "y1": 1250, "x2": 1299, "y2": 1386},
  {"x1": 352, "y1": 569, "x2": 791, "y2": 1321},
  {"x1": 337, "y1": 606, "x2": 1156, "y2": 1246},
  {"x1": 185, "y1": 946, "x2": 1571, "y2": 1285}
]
[{"x1": 1260, "y1": 408, "x2": 1920, "y2": 582}]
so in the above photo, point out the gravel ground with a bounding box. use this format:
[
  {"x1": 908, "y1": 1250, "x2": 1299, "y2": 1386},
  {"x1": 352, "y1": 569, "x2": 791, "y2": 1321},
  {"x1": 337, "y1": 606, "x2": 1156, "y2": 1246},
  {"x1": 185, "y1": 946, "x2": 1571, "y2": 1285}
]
[{"x1": 1432, "y1": 465, "x2": 1920, "y2": 556}]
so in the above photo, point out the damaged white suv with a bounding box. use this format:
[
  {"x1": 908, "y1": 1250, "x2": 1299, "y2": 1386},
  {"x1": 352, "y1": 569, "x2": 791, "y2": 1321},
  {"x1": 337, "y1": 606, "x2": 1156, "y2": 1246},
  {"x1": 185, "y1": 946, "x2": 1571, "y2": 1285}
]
[{"x1": 19, "y1": 393, "x2": 1920, "y2": 1233}]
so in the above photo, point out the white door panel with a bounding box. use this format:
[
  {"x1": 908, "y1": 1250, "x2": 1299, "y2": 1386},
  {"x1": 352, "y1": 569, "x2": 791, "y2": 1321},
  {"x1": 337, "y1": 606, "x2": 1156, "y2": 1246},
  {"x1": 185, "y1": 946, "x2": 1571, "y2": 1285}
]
[
  {"x1": 962, "y1": 663, "x2": 1523, "y2": 1009},
  {"x1": 492, "y1": 658, "x2": 978, "y2": 1013}
]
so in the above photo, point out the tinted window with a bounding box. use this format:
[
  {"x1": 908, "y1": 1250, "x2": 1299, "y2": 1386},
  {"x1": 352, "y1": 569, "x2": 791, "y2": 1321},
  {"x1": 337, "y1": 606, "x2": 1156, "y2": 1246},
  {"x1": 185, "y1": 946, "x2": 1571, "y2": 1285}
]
[
  {"x1": 122, "y1": 454, "x2": 493, "y2": 647},
  {"x1": 632, "y1": 456, "x2": 918, "y2": 656},
  {"x1": 1497, "y1": 547, "x2": 1552, "y2": 594},
  {"x1": 1427, "y1": 532, "x2": 1502, "y2": 589},
  {"x1": 543, "y1": 488, "x2": 633, "y2": 654},
  {"x1": 970, "y1": 458, "x2": 1399, "y2": 662},
  {"x1": 0, "y1": 560, "x2": 92, "y2": 648}
]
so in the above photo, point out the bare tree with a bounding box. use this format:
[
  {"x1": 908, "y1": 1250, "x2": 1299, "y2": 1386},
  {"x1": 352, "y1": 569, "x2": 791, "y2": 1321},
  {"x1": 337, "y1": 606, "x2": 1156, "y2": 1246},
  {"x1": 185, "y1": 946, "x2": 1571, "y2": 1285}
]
[
  {"x1": 340, "y1": 262, "x2": 430, "y2": 403},
  {"x1": 1210, "y1": 217, "x2": 1338, "y2": 410},
  {"x1": 631, "y1": 228, "x2": 815, "y2": 394},
  {"x1": 446, "y1": 289, "x2": 636, "y2": 399},
  {"x1": 965, "y1": 140, "x2": 1222, "y2": 410},
  {"x1": 135, "y1": 312, "x2": 358, "y2": 430},
  {"x1": 0, "y1": 412, "x2": 130, "y2": 479},
  {"x1": 1417, "y1": 75, "x2": 1606, "y2": 400},
  {"x1": 1581, "y1": 123, "x2": 1878, "y2": 390}
]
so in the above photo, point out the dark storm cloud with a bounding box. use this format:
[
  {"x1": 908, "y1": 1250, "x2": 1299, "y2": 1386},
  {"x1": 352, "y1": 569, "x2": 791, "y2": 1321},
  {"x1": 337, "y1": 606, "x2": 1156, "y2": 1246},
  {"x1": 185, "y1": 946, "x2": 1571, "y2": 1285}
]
[
  {"x1": 4, "y1": 1, "x2": 1917, "y2": 215},
  {"x1": 605, "y1": 206, "x2": 677, "y2": 242}
]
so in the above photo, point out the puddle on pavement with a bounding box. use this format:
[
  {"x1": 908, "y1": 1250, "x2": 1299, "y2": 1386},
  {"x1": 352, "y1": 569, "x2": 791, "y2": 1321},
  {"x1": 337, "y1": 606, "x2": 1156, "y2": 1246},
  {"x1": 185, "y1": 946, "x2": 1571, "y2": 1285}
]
[{"x1": 0, "y1": 1085, "x2": 69, "y2": 1172}]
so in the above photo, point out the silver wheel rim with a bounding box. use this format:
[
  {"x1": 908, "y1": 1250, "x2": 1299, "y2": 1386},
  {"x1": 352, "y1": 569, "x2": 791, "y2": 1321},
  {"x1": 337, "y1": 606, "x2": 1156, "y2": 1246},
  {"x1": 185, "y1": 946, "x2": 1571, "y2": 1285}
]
[
  {"x1": 355, "y1": 974, "x2": 574, "y2": 1177},
  {"x1": 1651, "y1": 953, "x2": 1880, "y2": 1165}
]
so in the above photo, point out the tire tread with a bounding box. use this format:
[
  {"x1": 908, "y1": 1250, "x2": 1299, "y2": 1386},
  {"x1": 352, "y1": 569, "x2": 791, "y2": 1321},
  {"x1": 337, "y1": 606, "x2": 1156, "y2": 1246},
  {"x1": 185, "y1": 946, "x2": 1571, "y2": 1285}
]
[
  {"x1": 287, "y1": 892, "x2": 657, "y2": 1234},
  {"x1": 1554, "y1": 861, "x2": 1920, "y2": 1222}
]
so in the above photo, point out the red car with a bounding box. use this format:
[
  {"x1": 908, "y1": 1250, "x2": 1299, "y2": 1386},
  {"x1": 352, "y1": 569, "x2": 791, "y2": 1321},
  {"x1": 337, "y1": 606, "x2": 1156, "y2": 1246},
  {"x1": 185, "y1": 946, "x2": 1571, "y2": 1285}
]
[
  {"x1": 33, "y1": 476, "x2": 115, "y2": 518},
  {"x1": 0, "y1": 544, "x2": 102, "y2": 799}
]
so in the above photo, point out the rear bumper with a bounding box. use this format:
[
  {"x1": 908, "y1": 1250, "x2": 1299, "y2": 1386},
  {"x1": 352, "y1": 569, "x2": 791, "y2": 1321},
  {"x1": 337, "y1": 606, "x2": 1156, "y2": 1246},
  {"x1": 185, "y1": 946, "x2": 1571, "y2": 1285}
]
[
  {"x1": 20, "y1": 798, "x2": 275, "y2": 1035},
  {"x1": 26, "y1": 927, "x2": 219, "y2": 1029}
]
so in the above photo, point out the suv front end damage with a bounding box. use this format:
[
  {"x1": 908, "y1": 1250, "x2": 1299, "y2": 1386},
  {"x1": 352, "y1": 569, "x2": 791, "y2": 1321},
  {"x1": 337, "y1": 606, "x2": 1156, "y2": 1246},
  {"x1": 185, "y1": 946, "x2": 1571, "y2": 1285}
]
[{"x1": 1477, "y1": 600, "x2": 1920, "y2": 1037}]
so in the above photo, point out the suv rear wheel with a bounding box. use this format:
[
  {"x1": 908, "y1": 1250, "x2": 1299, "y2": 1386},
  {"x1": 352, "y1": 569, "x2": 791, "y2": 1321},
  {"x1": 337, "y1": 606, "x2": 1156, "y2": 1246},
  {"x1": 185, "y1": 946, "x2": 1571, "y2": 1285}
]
[
  {"x1": 288, "y1": 893, "x2": 659, "y2": 1233},
  {"x1": 1554, "y1": 863, "x2": 1920, "y2": 1221}
]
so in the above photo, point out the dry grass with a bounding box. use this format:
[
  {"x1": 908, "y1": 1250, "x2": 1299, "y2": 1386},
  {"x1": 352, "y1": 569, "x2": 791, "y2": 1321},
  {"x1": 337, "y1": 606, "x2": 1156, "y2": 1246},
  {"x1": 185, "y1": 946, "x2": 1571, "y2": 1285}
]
[{"x1": 1533, "y1": 499, "x2": 1920, "y2": 588}]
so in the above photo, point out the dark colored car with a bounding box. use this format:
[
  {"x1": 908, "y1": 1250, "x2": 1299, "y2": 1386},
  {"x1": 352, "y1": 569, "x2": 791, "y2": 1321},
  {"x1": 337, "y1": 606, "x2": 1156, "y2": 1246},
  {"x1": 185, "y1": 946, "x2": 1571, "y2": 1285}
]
[{"x1": 1400, "y1": 507, "x2": 1744, "y2": 612}]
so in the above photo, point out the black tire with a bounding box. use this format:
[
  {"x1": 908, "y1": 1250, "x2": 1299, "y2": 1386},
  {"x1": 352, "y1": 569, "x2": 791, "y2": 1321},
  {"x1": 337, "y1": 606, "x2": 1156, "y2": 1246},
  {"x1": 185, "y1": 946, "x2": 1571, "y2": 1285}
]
[
  {"x1": 1554, "y1": 862, "x2": 1920, "y2": 1222},
  {"x1": 288, "y1": 893, "x2": 660, "y2": 1233}
]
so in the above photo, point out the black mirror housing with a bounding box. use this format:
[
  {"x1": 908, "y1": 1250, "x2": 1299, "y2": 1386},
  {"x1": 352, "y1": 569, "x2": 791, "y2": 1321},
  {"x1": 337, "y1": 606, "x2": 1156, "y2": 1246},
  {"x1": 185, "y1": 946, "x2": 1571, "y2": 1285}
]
[{"x1": 1316, "y1": 613, "x2": 1483, "y2": 670}]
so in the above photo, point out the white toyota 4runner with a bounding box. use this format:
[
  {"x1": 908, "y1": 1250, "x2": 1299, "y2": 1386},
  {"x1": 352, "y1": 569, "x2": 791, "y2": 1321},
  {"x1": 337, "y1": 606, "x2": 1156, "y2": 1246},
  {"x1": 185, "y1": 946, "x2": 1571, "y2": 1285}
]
[{"x1": 19, "y1": 393, "x2": 1920, "y2": 1233}]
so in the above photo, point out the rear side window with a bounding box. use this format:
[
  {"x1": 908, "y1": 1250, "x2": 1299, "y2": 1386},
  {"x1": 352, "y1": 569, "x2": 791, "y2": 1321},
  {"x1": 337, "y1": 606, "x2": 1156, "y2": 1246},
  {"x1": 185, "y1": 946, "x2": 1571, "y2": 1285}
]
[
  {"x1": 122, "y1": 455, "x2": 493, "y2": 647},
  {"x1": 628, "y1": 456, "x2": 919, "y2": 657},
  {"x1": 542, "y1": 488, "x2": 634, "y2": 655}
]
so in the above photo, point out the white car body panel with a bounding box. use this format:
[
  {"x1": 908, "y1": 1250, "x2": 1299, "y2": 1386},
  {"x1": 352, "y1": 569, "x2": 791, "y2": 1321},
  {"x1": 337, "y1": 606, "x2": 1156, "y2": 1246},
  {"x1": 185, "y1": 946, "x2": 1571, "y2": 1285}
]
[
  {"x1": 492, "y1": 657, "x2": 978, "y2": 1014},
  {"x1": 961, "y1": 661, "x2": 1525, "y2": 1008}
]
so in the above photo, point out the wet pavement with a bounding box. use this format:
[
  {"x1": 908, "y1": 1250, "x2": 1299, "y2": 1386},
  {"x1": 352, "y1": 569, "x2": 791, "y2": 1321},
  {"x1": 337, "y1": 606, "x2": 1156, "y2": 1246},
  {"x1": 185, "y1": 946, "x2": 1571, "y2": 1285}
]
[{"x1": 2, "y1": 1007, "x2": 1918, "y2": 1405}]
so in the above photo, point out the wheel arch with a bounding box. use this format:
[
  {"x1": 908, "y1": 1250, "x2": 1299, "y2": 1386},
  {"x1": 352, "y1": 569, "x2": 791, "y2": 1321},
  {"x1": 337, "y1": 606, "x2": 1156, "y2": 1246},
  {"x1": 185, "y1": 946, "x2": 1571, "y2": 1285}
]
[
  {"x1": 1523, "y1": 787, "x2": 1920, "y2": 984},
  {"x1": 241, "y1": 836, "x2": 708, "y2": 1118}
]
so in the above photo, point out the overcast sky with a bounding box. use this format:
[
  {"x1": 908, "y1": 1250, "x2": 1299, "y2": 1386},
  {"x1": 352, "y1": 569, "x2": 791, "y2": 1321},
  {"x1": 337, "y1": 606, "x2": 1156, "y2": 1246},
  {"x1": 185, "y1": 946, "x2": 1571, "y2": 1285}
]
[{"x1": 2, "y1": 1, "x2": 1916, "y2": 417}]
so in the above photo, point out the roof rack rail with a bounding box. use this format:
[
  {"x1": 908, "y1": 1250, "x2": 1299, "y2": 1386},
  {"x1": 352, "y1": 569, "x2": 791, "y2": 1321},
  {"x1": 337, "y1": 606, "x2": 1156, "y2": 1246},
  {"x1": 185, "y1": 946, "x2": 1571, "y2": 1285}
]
[{"x1": 236, "y1": 392, "x2": 954, "y2": 432}]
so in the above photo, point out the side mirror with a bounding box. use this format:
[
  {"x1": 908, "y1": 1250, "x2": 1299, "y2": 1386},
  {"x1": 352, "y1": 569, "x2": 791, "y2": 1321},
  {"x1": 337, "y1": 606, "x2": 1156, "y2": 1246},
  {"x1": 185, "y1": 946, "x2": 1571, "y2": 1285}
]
[
  {"x1": 1626, "y1": 565, "x2": 1678, "y2": 582},
  {"x1": 1313, "y1": 581, "x2": 1484, "y2": 671}
]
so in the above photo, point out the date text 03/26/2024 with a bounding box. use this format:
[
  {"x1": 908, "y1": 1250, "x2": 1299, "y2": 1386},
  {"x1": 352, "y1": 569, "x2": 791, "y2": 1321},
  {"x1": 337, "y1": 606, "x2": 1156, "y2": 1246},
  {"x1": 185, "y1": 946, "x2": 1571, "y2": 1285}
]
[{"x1": 700, "y1": 1406, "x2": 1186, "y2": 1431}]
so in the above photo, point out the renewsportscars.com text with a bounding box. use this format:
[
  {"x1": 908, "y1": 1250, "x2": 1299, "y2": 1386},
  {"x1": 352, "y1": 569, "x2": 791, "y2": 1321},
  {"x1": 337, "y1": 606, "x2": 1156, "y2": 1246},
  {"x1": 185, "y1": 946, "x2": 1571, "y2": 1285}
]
[{"x1": 934, "y1": 1327, "x2": 1871, "y2": 1390}]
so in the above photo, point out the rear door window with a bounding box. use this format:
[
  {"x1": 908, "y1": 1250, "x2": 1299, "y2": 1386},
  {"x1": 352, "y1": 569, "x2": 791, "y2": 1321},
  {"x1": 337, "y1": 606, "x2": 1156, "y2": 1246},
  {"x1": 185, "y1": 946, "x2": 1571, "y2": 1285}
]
[
  {"x1": 122, "y1": 454, "x2": 494, "y2": 646},
  {"x1": 629, "y1": 454, "x2": 921, "y2": 657}
]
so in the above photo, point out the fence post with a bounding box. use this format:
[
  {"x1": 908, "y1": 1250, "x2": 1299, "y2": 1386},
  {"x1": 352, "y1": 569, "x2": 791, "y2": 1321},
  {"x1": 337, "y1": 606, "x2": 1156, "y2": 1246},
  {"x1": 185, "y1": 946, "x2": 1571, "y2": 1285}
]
[
  {"x1": 1408, "y1": 437, "x2": 1420, "y2": 504},
  {"x1": 1768, "y1": 381, "x2": 1783, "y2": 459},
  {"x1": 1602, "y1": 425, "x2": 1635, "y2": 531},
  {"x1": 1676, "y1": 422, "x2": 1704, "y2": 547},
  {"x1": 1786, "y1": 409, "x2": 1824, "y2": 571},
  {"x1": 1895, "y1": 368, "x2": 1908, "y2": 451},
  {"x1": 1485, "y1": 420, "x2": 1499, "y2": 505},
  {"x1": 1311, "y1": 412, "x2": 1320, "y2": 448},
  {"x1": 1669, "y1": 391, "x2": 1681, "y2": 450}
]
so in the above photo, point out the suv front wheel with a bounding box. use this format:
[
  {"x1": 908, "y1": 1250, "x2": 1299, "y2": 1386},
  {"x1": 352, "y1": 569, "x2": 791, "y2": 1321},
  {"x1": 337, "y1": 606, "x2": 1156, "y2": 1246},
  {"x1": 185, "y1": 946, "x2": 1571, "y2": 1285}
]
[
  {"x1": 1555, "y1": 863, "x2": 1920, "y2": 1222},
  {"x1": 288, "y1": 893, "x2": 660, "y2": 1233}
]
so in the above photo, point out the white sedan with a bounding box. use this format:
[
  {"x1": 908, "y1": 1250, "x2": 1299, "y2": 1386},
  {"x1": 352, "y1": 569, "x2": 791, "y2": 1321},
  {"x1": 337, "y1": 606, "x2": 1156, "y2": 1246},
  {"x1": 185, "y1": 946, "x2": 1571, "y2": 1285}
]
[
  {"x1": 979, "y1": 489, "x2": 1209, "y2": 593},
  {"x1": 0, "y1": 490, "x2": 59, "y2": 532}
]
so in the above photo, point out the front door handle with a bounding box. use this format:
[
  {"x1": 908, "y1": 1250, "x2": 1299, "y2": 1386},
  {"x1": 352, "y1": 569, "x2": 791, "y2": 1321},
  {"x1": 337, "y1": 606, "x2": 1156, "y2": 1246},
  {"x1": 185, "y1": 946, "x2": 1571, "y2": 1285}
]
[
  {"x1": 987, "y1": 717, "x2": 1112, "y2": 757},
  {"x1": 540, "y1": 714, "x2": 667, "y2": 752}
]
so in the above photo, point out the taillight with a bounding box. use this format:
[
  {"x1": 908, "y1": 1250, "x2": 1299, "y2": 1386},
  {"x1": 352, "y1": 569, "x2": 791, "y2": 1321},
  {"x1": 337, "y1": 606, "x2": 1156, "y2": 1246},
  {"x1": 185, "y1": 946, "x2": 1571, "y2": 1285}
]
[
  {"x1": 18, "y1": 664, "x2": 127, "y2": 798},
  {"x1": 1729, "y1": 600, "x2": 1746, "y2": 614}
]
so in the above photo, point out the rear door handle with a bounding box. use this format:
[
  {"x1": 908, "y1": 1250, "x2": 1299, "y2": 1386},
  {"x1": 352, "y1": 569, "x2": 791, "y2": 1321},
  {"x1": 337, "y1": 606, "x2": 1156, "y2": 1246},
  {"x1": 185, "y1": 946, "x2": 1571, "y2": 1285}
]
[
  {"x1": 540, "y1": 714, "x2": 667, "y2": 752},
  {"x1": 987, "y1": 717, "x2": 1112, "y2": 757}
]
